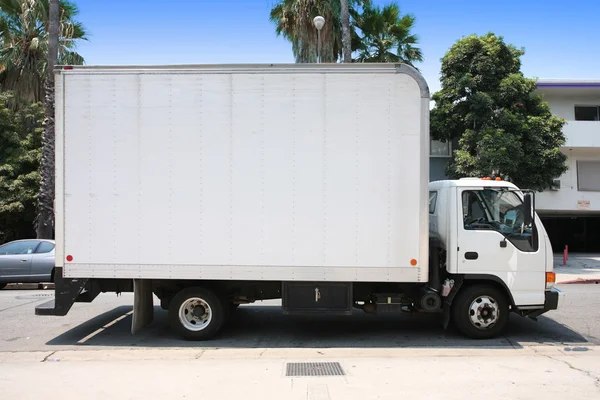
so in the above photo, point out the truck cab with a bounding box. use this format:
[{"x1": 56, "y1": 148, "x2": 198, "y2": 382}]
[{"x1": 429, "y1": 178, "x2": 563, "y2": 337}]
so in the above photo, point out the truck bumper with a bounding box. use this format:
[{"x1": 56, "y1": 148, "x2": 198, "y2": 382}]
[
  {"x1": 523, "y1": 287, "x2": 564, "y2": 320},
  {"x1": 544, "y1": 286, "x2": 564, "y2": 311}
]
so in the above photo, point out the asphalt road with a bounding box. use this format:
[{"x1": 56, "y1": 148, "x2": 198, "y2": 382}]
[{"x1": 0, "y1": 284, "x2": 598, "y2": 352}]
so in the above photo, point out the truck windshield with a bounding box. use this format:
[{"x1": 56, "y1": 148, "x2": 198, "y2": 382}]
[{"x1": 462, "y1": 189, "x2": 538, "y2": 252}]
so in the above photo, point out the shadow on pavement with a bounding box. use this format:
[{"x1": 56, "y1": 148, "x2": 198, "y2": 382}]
[{"x1": 46, "y1": 304, "x2": 590, "y2": 349}]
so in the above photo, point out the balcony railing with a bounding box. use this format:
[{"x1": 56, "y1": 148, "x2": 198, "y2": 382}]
[{"x1": 562, "y1": 121, "x2": 600, "y2": 147}]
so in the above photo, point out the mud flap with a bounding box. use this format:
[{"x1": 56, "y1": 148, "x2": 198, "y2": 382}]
[
  {"x1": 441, "y1": 277, "x2": 463, "y2": 330},
  {"x1": 442, "y1": 304, "x2": 451, "y2": 330},
  {"x1": 131, "y1": 279, "x2": 154, "y2": 334}
]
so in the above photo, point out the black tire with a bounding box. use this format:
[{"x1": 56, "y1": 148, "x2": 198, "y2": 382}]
[
  {"x1": 168, "y1": 287, "x2": 226, "y2": 341},
  {"x1": 452, "y1": 284, "x2": 509, "y2": 339},
  {"x1": 0, "y1": 283, "x2": 7, "y2": 290}
]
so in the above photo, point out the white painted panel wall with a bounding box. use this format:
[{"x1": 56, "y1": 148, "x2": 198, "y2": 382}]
[
  {"x1": 535, "y1": 90, "x2": 600, "y2": 213},
  {"x1": 58, "y1": 65, "x2": 429, "y2": 281},
  {"x1": 536, "y1": 149, "x2": 600, "y2": 213},
  {"x1": 543, "y1": 93, "x2": 600, "y2": 147},
  {"x1": 562, "y1": 122, "x2": 600, "y2": 147}
]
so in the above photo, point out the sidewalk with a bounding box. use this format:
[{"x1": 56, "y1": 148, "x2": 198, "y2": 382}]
[
  {"x1": 1, "y1": 346, "x2": 599, "y2": 400},
  {"x1": 554, "y1": 253, "x2": 600, "y2": 284}
]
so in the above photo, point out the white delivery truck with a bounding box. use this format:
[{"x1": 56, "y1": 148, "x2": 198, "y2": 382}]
[{"x1": 36, "y1": 63, "x2": 563, "y2": 340}]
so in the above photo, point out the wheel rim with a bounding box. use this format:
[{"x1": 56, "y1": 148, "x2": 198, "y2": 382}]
[
  {"x1": 468, "y1": 295, "x2": 499, "y2": 330},
  {"x1": 178, "y1": 297, "x2": 212, "y2": 332}
]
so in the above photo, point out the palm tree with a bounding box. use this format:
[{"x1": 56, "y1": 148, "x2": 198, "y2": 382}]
[
  {"x1": 340, "y1": 0, "x2": 351, "y2": 63},
  {"x1": 0, "y1": 0, "x2": 87, "y2": 103},
  {"x1": 36, "y1": 0, "x2": 58, "y2": 239},
  {"x1": 351, "y1": 2, "x2": 423, "y2": 66},
  {"x1": 270, "y1": 0, "x2": 369, "y2": 63}
]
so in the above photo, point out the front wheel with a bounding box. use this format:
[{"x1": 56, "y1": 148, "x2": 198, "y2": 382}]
[
  {"x1": 452, "y1": 284, "x2": 509, "y2": 339},
  {"x1": 168, "y1": 287, "x2": 226, "y2": 341}
]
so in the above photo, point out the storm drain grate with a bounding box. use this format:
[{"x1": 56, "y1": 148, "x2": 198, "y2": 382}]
[{"x1": 286, "y1": 362, "x2": 345, "y2": 377}]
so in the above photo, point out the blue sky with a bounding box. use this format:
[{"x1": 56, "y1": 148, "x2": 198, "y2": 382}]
[{"x1": 74, "y1": 0, "x2": 600, "y2": 94}]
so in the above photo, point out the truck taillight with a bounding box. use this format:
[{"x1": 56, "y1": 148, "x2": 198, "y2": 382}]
[{"x1": 546, "y1": 272, "x2": 556, "y2": 289}]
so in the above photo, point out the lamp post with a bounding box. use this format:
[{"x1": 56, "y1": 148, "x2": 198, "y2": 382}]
[{"x1": 313, "y1": 16, "x2": 325, "y2": 63}]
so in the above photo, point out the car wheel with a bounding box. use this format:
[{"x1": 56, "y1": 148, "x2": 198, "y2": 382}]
[
  {"x1": 168, "y1": 287, "x2": 226, "y2": 341},
  {"x1": 0, "y1": 283, "x2": 7, "y2": 290},
  {"x1": 452, "y1": 284, "x2": 509, "y2": 339}
]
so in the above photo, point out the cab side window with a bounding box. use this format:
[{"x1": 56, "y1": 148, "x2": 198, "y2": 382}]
[
  {"x1": 429, "y1": 191, "x2": 438, "y2": 214},
  {"x1": 461, "y1": 189, "x2": 538, "y2": 252}
]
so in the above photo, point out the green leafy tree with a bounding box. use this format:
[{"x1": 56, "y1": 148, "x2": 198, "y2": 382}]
[
  {"x1": 270, "y1": 0, "x2": 369, "y2": 63},
  {"x1": 0, "y1": 0, "x2": 87, "y2": 103},
  {"x1": 351, "y1": 2, "x2": 422, "y2": 66},
  {"x1": 0, "y1": 92, "x2": 44, "y2": 243},
  {"x1": 430, "y1": 33, "x2": 567, "y2": 191}
]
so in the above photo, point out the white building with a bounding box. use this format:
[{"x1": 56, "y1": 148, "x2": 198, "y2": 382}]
[
  {"x1": 428, "y1": 80, "x2": 600, "y2": 252},
  {"x1": 531, "y1": 81, "x2": 600, "y2": 252}
]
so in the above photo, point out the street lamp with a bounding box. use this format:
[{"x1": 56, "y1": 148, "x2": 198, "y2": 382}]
[{"x1": 313, "y1": 16, "x2": 325, "y2": 63}]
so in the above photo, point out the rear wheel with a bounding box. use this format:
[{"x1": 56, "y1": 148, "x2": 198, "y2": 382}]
[
  {"x1": 452, "y1": 284, "x2": 509, "y2": 339},
  {"x1": 168, "y1": 287, "x2": 226, "y2": 341}
]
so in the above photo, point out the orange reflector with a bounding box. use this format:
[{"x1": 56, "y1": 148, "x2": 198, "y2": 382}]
[
  {"x1": 546, "y1": 272, "x2": 556, "y2": 283},
  {"x1": 410, "y1": 259, "x2": 418, "y2": 266},
  {"x1": 495, "y1": 177, "x2": 502, "y2": 181}
]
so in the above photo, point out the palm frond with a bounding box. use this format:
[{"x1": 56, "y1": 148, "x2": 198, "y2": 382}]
[
  {"x1": 351, "y1": 2, "x2": 422, "y2": 65},
  {"x1": 0, "y1": 0, "x2": 88, "y2": 102}
]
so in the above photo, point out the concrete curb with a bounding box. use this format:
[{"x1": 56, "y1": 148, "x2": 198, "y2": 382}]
[
  {"x1": 2, "y1": 283, "x2": 54, "y2": 290},
  {"x1": 1, "y1": 345, "x2": 597, "y2": 363},
  {"x1": 557, "y1": 278, "x2": 600, "y2": 285}
]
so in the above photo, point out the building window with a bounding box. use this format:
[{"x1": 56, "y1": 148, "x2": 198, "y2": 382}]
[
  {"x1": 574, "y1": 105, "x2": 600, "y2": 121},
  {"x1": 430, "y1": 140, "x2": 451, "y2": 157},
  {"x1": 577, "y1": 161, "x2": 600, "y2": 191}
]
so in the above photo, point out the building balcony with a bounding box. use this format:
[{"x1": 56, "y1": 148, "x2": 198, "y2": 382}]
[{"x1": 562, "y1": 121, "x2": 600, "y2": 148}]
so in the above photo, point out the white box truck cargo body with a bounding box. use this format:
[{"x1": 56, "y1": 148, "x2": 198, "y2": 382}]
[
  {"x1": 37, "y1": 64, "x2": 563, "y2": 341},
  {"x1": 56, "y1": 64, "x2": 429, "y2": 283}
]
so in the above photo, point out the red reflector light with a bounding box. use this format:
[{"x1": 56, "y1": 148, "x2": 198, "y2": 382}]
[
  {"x1": 63, "y1": 66, "x2": 74, "y2": 70},
  {"x1": 66, "y1": 255, "x2": 73, "y2": 262}
]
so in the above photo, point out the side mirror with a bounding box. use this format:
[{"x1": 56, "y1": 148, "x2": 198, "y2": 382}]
[{"x1": 523, "y1": 193, "x2": 533, "y2": 226}]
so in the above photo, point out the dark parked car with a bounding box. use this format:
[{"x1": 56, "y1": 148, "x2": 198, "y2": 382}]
[{"x1": 0, "y1": 239, "x2": 55, "y2": 289}]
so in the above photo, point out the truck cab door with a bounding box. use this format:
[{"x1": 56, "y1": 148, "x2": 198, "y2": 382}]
[{"x1": 456, "y1": 188, "x2": 546, "y2": 306}]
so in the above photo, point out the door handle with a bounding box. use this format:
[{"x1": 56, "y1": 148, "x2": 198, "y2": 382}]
[
  {"x1": 20, "y1": 259, "x2": 28, "y2": 262},
  {"x1": 465, "y1": 252, "x2": 478, "y2": 260}
]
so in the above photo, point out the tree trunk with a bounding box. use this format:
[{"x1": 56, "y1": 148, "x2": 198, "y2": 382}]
[
  {"x1": 340, "y1": 0, "x2": 352, "y2": 63},
  {"x1": 37, "y1": 0, "x2": 59, "y2": 239}
]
